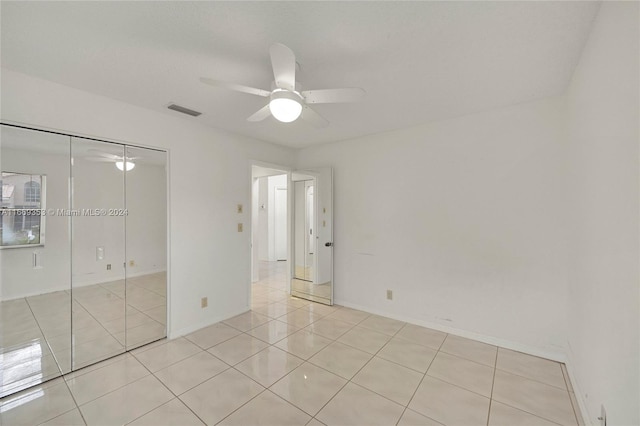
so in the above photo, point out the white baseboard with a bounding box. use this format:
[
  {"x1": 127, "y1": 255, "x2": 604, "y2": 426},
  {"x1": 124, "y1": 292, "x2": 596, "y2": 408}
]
[
  {"x1": 564, "y1": 345, "x2": 593, "y2": 425},
  {"x1": 1, "y1": 286, "x2": 70, "y2": 301},
  {"x1": 73, "y1": 267, "x2": 166, "y2": 287},
  {"x1": 1, "y1": 268, "x2": 167, "y2": 301}
]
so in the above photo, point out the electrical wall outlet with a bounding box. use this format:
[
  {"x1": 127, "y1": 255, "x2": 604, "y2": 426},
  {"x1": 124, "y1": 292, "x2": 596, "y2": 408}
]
[
  {"x1": 201, "y1": 297, "x2": 208, "y2": 308},
  {"x1": 129, "y1": 260, "x2": 135, "y2": 267},
  {"x1": 386, "y1": 290, "x2": 393, "y2": 300},
  {"x1": 106, "y1": 264, "x2": 112, "y2": 270},
  {"x1": 238, "y1": 223, "x2": 243, "y2": 232}
]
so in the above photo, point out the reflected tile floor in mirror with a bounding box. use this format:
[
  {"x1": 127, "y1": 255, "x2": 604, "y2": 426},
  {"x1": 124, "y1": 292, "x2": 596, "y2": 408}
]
[
  {"x1": 294, "y1": 264, "x2": 313, "y2": 282},
  {"x1": 291, "y1": 279, "x2": 331, "y2": 304},
  {"x1": 0, "y1": 272, "x2": 166, "y2": 398},
  {"x1": 0, "y1": 262, "x2": 583, "y2": 426}
]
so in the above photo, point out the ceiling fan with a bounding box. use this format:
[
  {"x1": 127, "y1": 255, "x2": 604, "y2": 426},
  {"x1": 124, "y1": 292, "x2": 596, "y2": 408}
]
[
  {"x1": 85, "y1": 150, "x2": 140, "y2": 171},
  {"x1": 200, "y1": 43, "x2": 365, "y2": 127}
]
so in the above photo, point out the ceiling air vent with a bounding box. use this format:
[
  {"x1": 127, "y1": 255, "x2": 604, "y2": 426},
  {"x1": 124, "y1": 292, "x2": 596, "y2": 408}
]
[{"x1": 167, "y1": 104, "x2": 202, "y2": 117}]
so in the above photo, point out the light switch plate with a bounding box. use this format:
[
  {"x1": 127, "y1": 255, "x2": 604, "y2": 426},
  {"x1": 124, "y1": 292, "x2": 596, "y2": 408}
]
[
  {"x1": 237, "y1": 204, "x2": 243, "y2": 214},
  {"x1": 238, "y1": 223, "x2": 243, "y2": 232}
]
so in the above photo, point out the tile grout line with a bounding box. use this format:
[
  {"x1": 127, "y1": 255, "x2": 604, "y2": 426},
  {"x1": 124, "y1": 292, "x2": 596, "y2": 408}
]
[
  {"x1": 61, "y1": 378, "x2": 88, "y2": 426},
  {"x1": 72, "y1": 373, "x2": 155, "y2": 423},
  {"x1": 486, "y1": 342, "x2": 499, "y2": 426},
  {"x1": 490, "y1": 401, "x2": 566, "y2": 426},
  {"x1": 152, "y1": 350, "x2": 232, "y2": 396},
  {"x1": 23, "y1": 295, "x2": 66, "y2": 383},
  {"x1": 396, "y1": 326, "x2": 448, "y2": 425},
  {"x1": 232, "y1": 305, "x2": 364, "y2": 422},
  {"x1": 125, "y1": 349, "x2": 210, "y2": 426},
  {"x1": 493, "y1": 366, "x2": 571, "y2": 391},
  {"x1": 210, "y1": 368, "x2": 273, "y2": 425},
  {"x1": 491, "y1": 353, "x2": 574, "y2": 426},
  {"x1": 305, "y1": 314, "x2": 408, "y2": 424}
]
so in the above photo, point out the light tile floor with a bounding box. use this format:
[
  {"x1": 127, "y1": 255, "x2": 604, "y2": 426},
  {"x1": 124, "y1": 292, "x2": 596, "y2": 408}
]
[{"x1": 0, "y1": 262, "x2": 584, "y2": 425}]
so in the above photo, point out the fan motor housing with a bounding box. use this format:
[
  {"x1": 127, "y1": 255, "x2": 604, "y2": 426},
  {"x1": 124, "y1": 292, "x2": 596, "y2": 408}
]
[
  {"x1": 271, "y1": 81, "x2": 303, "y2": 93},
  {"x1": 270, "y1": 88, "x2": 304, "y2": 104}
]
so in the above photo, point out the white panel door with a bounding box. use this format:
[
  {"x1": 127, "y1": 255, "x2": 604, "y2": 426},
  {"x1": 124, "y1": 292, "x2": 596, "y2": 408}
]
[{"x1": 274, "y1": 187, "x2": 287, "y2": 261}]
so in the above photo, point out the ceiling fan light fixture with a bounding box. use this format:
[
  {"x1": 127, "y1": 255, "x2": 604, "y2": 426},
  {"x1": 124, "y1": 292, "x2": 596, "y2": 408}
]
[
  {"x1": 115, "y1": 161, "x2": 135, "y2": 171},
  {"x1": 269, "y1": 90, "x2": 302, "y2": 123}
]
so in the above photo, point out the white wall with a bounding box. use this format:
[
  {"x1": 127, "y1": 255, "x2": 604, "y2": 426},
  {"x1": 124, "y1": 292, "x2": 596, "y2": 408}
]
[
  {"x1": 297, "y1": 96, "x2": 568, "y2": 358},
  {"x1": 251, "y1": 177, "x2": 259, "y2": 282},
  {"x1": 564, "y1": 2, "x2": 639, "y2": 425},
  {"x1": 124, "y1": 160, "x2": 168, "y2": 278},
  {"x1": 257, "y1": 176, "x2": 269, "y2": 262},
  {"x1": 1, "y1": 69, "x2": 295, "y2": 336},
  {"x1": 70, "y1": 153, "x2": 127, "y2": 287},
  {"x1": 295, "y1": 6, "x2": 639, "y2": 423},
  {"x1": 0, "y1": 144, "x2": 71, "y2": 299},
  {"x1": 71, "y1": 157, "x2": 168, "y2": 286}
]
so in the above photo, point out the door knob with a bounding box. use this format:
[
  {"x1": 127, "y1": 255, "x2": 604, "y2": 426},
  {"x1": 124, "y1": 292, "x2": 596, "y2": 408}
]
[{"x1": 325, "y1": 242, "x2": 333, "y2": 247}]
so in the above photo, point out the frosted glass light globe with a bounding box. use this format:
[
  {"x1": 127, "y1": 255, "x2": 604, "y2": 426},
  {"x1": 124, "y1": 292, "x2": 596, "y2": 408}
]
[{"x1": 269, "y1": 90, "x2": 303, "y2": 123}]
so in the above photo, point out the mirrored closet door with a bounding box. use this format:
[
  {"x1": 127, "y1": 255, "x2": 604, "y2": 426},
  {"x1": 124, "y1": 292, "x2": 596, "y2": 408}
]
[
  {"x1": 0, "y1": 126, "x2": 72, "y2": 397},
  {"x1": 0, "y1": 124, "x2": 168, "y2": 398},
  {"x1": 124, "y1": 146, "x2": 167, "y2": 350},
  {"x1": 71, "y1": 137, "x2": 127, "y2": 370}
]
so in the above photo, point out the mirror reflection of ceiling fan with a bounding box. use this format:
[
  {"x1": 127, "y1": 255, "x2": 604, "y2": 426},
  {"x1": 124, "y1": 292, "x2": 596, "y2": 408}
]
[
  {"x1": 200, "y1": 43, "x2": 366, "y2": 127},
  {"x1": 85, "y1": 150, "x2": 139, "y2": 171}
]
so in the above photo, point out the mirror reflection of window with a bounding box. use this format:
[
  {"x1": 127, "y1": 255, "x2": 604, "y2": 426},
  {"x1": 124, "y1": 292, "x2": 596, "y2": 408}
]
[{"x1": 1, "y1": 173, "x2": 45, "y2": 247}]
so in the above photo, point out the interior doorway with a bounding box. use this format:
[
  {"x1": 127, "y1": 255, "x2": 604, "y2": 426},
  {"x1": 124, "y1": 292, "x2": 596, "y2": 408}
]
[{"x1": 251, "y1": 164, "x2": 289, "y2": 305}]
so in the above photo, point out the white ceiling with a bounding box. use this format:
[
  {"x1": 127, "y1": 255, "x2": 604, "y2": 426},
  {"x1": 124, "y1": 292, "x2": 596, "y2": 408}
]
[{"x1": 1, "y1": 1, "x2": 599, "y2": 148}]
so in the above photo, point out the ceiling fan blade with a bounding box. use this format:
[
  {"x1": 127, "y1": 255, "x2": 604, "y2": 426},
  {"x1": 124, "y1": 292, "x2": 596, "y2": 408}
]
[
  {"x1": 270, "y1": 43, "x2": 296, "y2": 91},
  {"x1": 247, "y1": 104, "x2": 272, "y2": 122},
  {"x1": 199, "y1": 78, "x2": 270, "y2": 97},
  {"x1": 102, "y1": 154, "x2": 123, "y2": 160},
  {"x1": 86, "y1": 149, "x2": 122, "y2": 159},
  {"x1": 301, "y1": 88, "x2": 366, "y2": 104},
  {"x1": 84, "y1": 157, "x2": 116, "y2": 163},
  {"x1": 301, "y1": 106, "x2": 329, "y2": 128}
]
